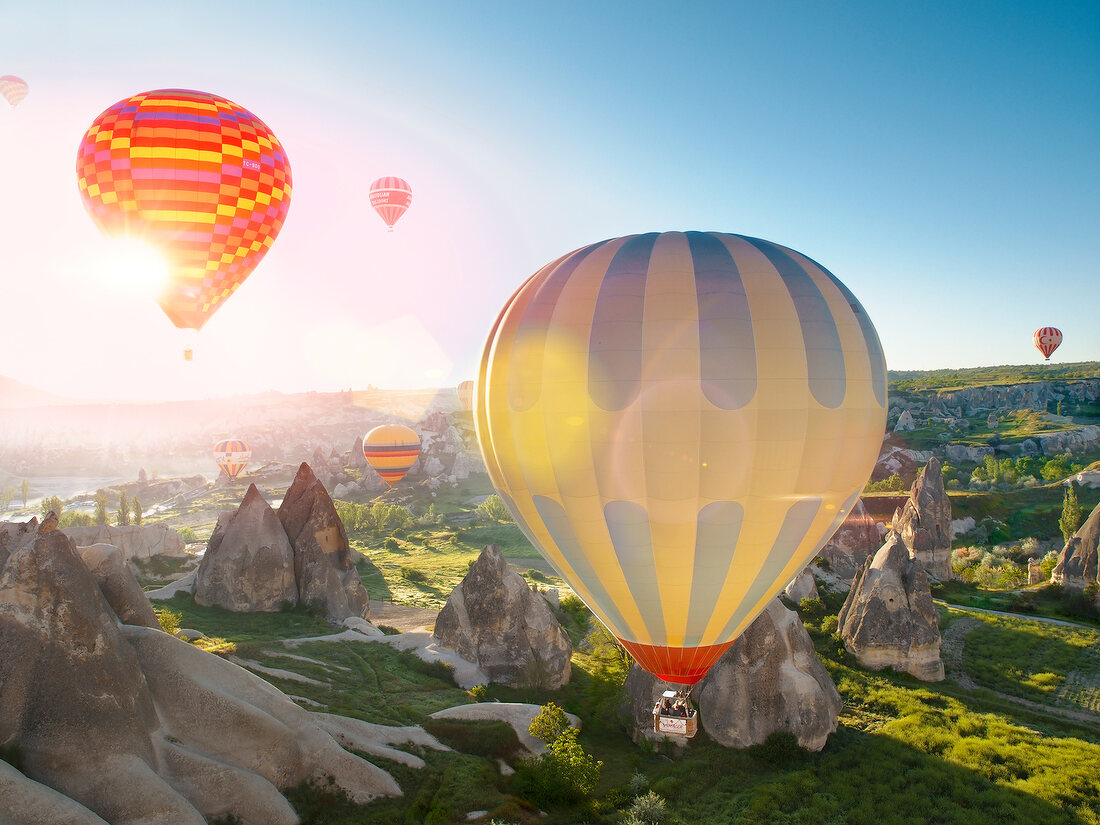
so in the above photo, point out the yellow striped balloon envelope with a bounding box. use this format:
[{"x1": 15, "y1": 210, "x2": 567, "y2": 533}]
[
  {"x1": 475, "y1": 231, "x2": 887, "y2": 685},
  {"x1": 76, "y1": 89, "x2": 292, "y2": 332},
  {"x1": 363, "y1": 424, "x2": 421, "y2": 486},
  {"x1": 0, "y1": 75, "x2": 28, "y2": 108},
  {"x1": 213, "y1": 439, "x2": 251, "y2": 480}
]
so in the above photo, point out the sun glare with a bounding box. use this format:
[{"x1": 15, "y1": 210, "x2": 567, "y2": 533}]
[{"x1": 91, "y1": 237, "x2": 171, "y2": 300}]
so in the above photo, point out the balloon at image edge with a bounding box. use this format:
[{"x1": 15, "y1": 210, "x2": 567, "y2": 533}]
[
  {"x1": 0, "y1": 75, "x2": 28, "y2": 108},
  {"x1": 474, "y1": 231, "x2": 888, "y2": 685},
  {"x1": 369, "y1": 176, "x2": 412, "y2": 230},
  {"x1": 1033, "y1": 327, "x2": 1062, "y2": 361},
  {"x1": 213, "y1": 439, "x2": 251, "y2": 480},
  {"x1": 457, "y1": 380, "x2": 475, "y2": 410},
  {"x1": 76, "y1": 89, "x2": 292, "y2": 334},
  {"x1": 363, "y1": 424, "x2": 421, "y2": 486}
]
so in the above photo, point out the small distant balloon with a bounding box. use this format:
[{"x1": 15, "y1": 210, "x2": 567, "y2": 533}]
[
  {"x1": 0, "y1": 75, "x2": 28, "y2": 108},
  {"x1": 369, "y1": 177, "x2": 412, "y2": 231},
  {"x1": 363, "y1": 424, "x2": 421, "y2": 486},
  {"x1": 76, "y1": 89, "x2": 292, "y2": 333},
  {"x1": 214, "y1": 439, "x2": 251, "y2": 479},
  {"x1": 457, "y1": 380, "x2": 475, "y2": 410},
  {"x1": 1033, "y1": 327, "x2": 1062, "y2": 360}
]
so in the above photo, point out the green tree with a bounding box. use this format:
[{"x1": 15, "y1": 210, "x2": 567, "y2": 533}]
[
  {"x1": 132, "y1": 497, "x2": 143, "y2": 525},
  {"x1": 528, "y1": 701, "x2": 571, "y2": 745},
  {"x1": 1060, "y1": 483, "x2": 1084, "y2": 543},
  {"x1": 93, "y1": 490, "x2": 110, "y2": 526},
  {"x1": 0, "y1": 487, "x2": 14, "y2": 512},
  {"x1": 19, "y1": 479, "x2": 29, "y2": 508},
  {"x1": 117, "y1": 492, "x2": 131, "y2": 526},
  {"x1": 476, "y1": 493, "x2": 514, "y2": 523},
  {"x1": 40, "y1": 496, "x2": 64, "y2": 519}
]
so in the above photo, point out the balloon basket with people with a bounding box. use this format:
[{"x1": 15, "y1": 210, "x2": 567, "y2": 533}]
[{"x1": 653, "y1": 689, "x2": 698, "y2": 738}]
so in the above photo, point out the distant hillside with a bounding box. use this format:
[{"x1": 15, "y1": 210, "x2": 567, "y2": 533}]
[
  {"x1": 888, "y1": 361, "x2": 1100, "y2": 392},
  {"x1": 0, "y1": 375, "x2": 70, "y2": 409}
]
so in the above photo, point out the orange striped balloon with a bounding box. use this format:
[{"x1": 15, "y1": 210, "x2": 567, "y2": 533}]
[
  {"x1": 363, "y1": 424, "x2": 421, "y2": 486},
  {"x1": 213, "y1": 438, "x2": 251, "y2": 479},
  {"x1": 369, "y1": 176, "x2": 411, "y2": 231},
  {"x1": 76, "y1": 89, "x2": 292, "y2": 331}
]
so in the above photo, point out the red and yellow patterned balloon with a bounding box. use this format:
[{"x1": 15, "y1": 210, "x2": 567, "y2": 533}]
[
  {"x1": 77, "y1": 89, "x2": 292, "y2": 331},
  {"x1": 213, "y1": 439, "x2": 251, "y2": 479}
]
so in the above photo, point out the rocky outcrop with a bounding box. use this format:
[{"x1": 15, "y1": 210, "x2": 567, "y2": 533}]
[
  {"x1": 873, "y1": 442, "x2": 934, "y2": 483},
  {"x1": 1051, "y1": 499, "x2": 1100, "y2": 591},
  {"x1": 0, "y1": 520, "x2": 416, "y2": 824},
  {"x1": 194, "y1": 484, "x2": 298, "y2": 612},
  {"x1": 433, "y1": 545, "x2": 571, "y2": 689},
  {"x1": 818, "y1": 498, "x2": 884, "y2": 580},
  {"x1": 784, "y1": 568, "x2": 819, "y2": 603},
  {"x1": 1028, "y1": 558, "x2": 1045, "y2": 585},
  {"x1": 75, "y1": 543, "x2": 160, "y2": 629},
  {"x1": 838, "y1": 534, "x2": 944, "y2": 681},
  {"x1": 621, "y1": 599, "x2": 840, "y2": 751},
  {"x1": 279, "y1": 463, "x2": 370, "y2": 622},
  {"x1": 62, "y1": 523, "x2": 186, "y2": 559},
  {"x1": 894, "y1": 410, "x2": 916, "y2": 432},
  {"x1": 894, "y1": 457, "x2": 952, "y2": 580},
  {"x1": 1039, "y1": 425, "x2": 1100, "y2": 457}
]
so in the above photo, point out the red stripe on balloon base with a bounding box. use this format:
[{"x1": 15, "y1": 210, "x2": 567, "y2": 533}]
[{"x1": 617, "y1": 639, "x2": 735, "y2": 685}]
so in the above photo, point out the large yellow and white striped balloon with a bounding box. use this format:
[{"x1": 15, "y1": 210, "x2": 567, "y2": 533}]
[{"x1": 475, "y1": 232, "x2": 886, "y2": 684}]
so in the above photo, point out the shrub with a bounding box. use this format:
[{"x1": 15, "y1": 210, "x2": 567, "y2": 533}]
[
  {"x1": 469, "y1": 683, "x2": 489, "y2": 702},
  {"x1": 528, "y1": 701, "x2": 571, "y2": 744},
  {"x1": 383, "y1": 537, "x2": 399, "y2": 550},
  {"x1": 628, "y1": 791, "x2": 667, "y2": 824},
  {"x1": 515, "y1": 726, "x2": 602, "y2": 805},
  {"x1": 628, "y1": 770, "x2": 650, "y2": 797},
  {"x1": 748, "y1": 731, "x2": 805, "y2": 766},
  {"x1": 154, "y1": 607, "x2": 181, "y2": 635},
  {"x1": 178, "y1": 526, "x2": 198, "y2": 543},
  {"x1": 400, "y1": 565, "x2": 427, "y2": 583}
]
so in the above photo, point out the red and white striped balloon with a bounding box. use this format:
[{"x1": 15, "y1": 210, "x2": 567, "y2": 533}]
[{"x1": 1033, "y1": 327, "x2": 1062, "y2": 360}]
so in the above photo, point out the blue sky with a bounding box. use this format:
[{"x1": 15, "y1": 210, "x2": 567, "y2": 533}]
[{"x1": 1, "y1": 1, "x2": 1097, "y2": 399}]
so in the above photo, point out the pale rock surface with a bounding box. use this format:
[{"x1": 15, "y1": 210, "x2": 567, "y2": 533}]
[
  {"x1": 943, "y1": 444, "x2": 994, "y2": 465},
  {"x1": 894, "y1": 456, "x2": 953, "y2": 580},
  {"x1": 0, "y1": 520, "x2": 412, "y2": 824},
  {"x1": 76, "y1": 543, "x2": 160, "y2": 629},
  {"x1": 143, "y1": 568, "x2": 196, "y2": 600},
  {"x1": 1028, "y1": 558, "x2": 1045, "y2": 585},
  {"x1": 784, "y1": 568, "x2": 819, "y2": 603},
  {"x1": 838, "y1": 533, "x2": 945, "y2": 681},
  {"x1": 430, "y1": 702, "x2": 580, "y2": 756},
  {"x1": 278, "y1": 462, "x2": 370, "y2": 622},
  {"x1": 433, "y1": 545, "x2": 571, "y2": 689},
  {"x1": 1051, "y1": 498, "x2": 1100, "y2": 591},
  {"x1": 62, "y1": 523, "x2": 185, "y2": 560},
  {"x1": 894, "y1": 409, "x2": 916, "y2": 431},
  {"x1": 621, "y1": 599, "x2": 840, "y2": 751},
  {"x1": 1039, "y1": 425, "x2": 1100, "y2": 457},
  {"x1": 194, "y1": 483, "x2": 297, "y2": 612}
]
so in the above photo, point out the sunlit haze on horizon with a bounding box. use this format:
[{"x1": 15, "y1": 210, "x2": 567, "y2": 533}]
[{"x1": 1, "y1": 1, "x2": 1097, "y2": 402}]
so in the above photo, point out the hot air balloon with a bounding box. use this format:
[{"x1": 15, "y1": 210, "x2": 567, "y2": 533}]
[
  {"x1": 214, "y1": 439, "x2": 252, "y2": 479},
  {"x1": 457, "y1": 380, "x2": 475, "y2": 410},
  {"x1": 76, "y1": 89, "x2": 292, "y2": 346},
  {"x1": 0, "y1": 75, "x2": 28, "y2": 108},
  {"x1": 363, "y1": 424, "x2": 421, "y2": 486},
  {"x1": 369, "y1": 177, "x2": 412, "y2": 231},
  {"x1": 1033, "y1": 327, "x2": 1062, "y2": 361},
  {"x1": 475, "y1": 232, "x2": 887, "y2": 692}
]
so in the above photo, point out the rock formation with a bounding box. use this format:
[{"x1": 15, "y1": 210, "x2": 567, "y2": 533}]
[
  {"x1": 433, "y1": 544, "x2": 572, "y2": 689},
  {"x1": 278, "y1": 463, "x2": 370, "y2": 622},
  {"x1": 838, "y1": 533, "x2": 945, "y2": 681},
  {"x1": 1051, "y1": 498, "x2": 1100, "y2": 592},
  {"x1": 0, "y1": 519, "x2": 413, "y2": 824},
  {"x1": 194, "y1": 484, "x2": 298, "y2": 612},
  {"x1": 818, "y1": 498, "x2": 884, "y2": 581},
  {"x1": 784, "y1": 568, "x2": 819, "y2": 602},
  {"x1": 894, "y1": 410, "x2": 916, "y2": 431},
  {"x1": 621, "y1": 599, "x2": 840, "y2": 751},
  {"x1": 76, "y1": 543, "x2": 160, "y2": 629},
  {"x1": 1028, "y1": 558, "x2": 1045, "y2": 585},
  {"x1": 893, "y1": 456, "x2": 952, "y2": 580},
  {"x1": 61, "y1": 523, "x2": 186, "y2": 559}
]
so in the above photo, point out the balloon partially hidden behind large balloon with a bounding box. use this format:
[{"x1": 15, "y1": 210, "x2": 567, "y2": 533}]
[
  {"x1": 76, "y1": 89, "x2": 292, "y2": 332},
  {"x1": 214, "y1": 439, "x2": 251, "y2": 479},
  {"x1": 457, "y1": 380, "x2": 475, "y2": 410},
  {"x1": 475, "y1": 231, "x2": 887, "y2": 685},
  {"x1": 1033, "y1": 327, "x2": 1062, "y2": 361},
  {"x1": 0, "y1": 75, "x2": 28, "y2": 108},
  {"x1": 369, "y1": 177, "x2": 412, "y2": 231},
  {"x1": 363, "y1": 424, "x2": 421, "y2": 486}
]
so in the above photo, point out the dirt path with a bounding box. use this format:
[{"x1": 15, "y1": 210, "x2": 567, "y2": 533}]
[
  {"x1": 941, "y1": 609, "x2": 1100, "y2": 730},
  {"x1": 368, "y1": 600, "x2": 439, "y2": 632},
  {"x1": 935, "y1": 599, "x2": 1098, "y2": 631}
]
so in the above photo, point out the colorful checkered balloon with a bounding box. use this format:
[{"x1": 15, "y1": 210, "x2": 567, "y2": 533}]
[{"x1": 77, "y1": 89, "x2": 292, "y2": 331}]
